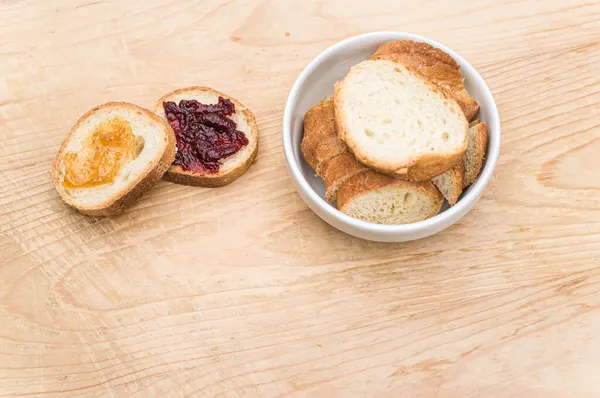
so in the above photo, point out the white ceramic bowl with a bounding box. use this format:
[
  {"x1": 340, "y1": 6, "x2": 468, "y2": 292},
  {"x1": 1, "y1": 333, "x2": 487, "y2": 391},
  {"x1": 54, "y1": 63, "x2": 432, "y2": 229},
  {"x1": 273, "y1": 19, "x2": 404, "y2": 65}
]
[{"x1": 282, "y1": 32, "x2": 500, "y2": 242}]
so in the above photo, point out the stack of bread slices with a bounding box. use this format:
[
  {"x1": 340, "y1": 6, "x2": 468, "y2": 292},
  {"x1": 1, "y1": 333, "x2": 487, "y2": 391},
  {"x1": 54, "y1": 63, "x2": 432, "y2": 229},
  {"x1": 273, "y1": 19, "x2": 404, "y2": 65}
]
[
  {"x1": 301, "y1": 40, "x2": 488, "y2": 225},
  {"x1": 52, "y1": 87, "x2": 258, "y2": 216}
]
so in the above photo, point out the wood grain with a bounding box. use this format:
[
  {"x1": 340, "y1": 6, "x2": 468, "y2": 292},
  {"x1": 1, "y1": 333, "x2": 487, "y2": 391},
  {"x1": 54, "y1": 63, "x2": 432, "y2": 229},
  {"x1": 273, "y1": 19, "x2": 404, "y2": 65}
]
[{"x1": 1, "y1": 0, "x2": 600, "y2": 396}]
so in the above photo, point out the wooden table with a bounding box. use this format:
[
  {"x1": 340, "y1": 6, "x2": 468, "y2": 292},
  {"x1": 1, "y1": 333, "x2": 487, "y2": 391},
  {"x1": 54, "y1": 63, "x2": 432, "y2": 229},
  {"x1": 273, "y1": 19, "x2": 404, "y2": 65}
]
[{"x1": 1, "y1": 0, "x2": 599, "y2": 396}]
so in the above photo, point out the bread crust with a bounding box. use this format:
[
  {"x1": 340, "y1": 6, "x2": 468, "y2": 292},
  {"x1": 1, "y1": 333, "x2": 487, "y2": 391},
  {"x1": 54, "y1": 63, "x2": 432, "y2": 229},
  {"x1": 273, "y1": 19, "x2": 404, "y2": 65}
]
[
  {"x1": 162, "y1": 144, "x2": 258, "y2": 187},
  {"x1": 321, "y1": 153, "x2": 368, "y2": 205},
  {"x1": 300, "y1": 99, "x2": 366, "y2": 204},
  {"x1": 153, "y1": 86, "x2": 259, "y2": 188},
  {"x1": 371, "y1": 40, "x2": 479, "y2": 121},
  {"x1": 337, "y1": 170, "x2": 443, "y2": 220},
  {"x1": 462, "y1": 122, "x2": 489, "y2": 188},
  {"x1": 334, "y1": 62, "x2": 469, "y2": 181},
  {"x1": 432, "y1": 160, "x2": 464, "y2": 206},
  {"x1": 300, "y1": 97, "x2": 348, "y2": 175},
  {"x1": 51, "y1": 102, "x2": 177, "y2": 217}
]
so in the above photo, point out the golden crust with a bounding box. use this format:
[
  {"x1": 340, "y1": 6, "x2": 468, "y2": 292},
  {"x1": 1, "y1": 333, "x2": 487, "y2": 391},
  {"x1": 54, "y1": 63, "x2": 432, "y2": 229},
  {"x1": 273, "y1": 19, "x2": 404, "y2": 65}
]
[
  {"x1": 153, "y1": 87, "x2": 259, "y2": 188},
  {"x1": 371, "y1": 40, "x2": 479, "y2": 121},
  {"x1": 51, "y1": 102, "x2": 177, "y2": 217},
  {"x1": 162, "y1": 140, "x2": 258, "y2": 187},
  {"x1": 301, "y1": 99, "x2": 367, "y2": 204},
  {"x1": 300, "y1": 97, "x2": 348, "y2": 175}
]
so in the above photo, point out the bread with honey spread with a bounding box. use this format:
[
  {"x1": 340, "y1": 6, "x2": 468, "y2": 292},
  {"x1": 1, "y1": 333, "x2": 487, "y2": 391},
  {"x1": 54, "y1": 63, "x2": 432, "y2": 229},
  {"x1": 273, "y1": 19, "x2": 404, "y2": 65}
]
[
  {"x1": 51, "y1": 102, "x2": 176, "y2": 216},
  {"x1": 153, "y1": 86, "x2": 259, "y2": 187}
]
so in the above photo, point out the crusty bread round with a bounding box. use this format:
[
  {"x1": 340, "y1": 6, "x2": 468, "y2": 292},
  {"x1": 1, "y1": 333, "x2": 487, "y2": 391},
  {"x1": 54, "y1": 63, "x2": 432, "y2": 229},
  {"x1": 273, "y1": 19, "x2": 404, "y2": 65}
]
[
  {"x1": 337, "y1": 171, "x2": 443, "y2": 224},
  {"x1": 51, "y1": 102, "x2": 177, "y2": 217},
  {"x1": 153, "y1": 86, "x2": 258, "y2": 187},
  {"x1": 334, "y1": 60, "x2": 469, "y2": 181},
  {"x1": 370, "y1": 40, "x2": 479, "y2": 121}
]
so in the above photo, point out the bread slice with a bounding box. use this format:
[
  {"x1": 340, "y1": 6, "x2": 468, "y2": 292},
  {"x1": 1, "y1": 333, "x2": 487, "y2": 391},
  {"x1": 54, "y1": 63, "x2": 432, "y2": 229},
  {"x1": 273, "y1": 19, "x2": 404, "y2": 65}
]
[
  {"x1": 337, "y1": 171, "x2": 443, "y2": 224},
  {"x1": 430, "y1": 121, "x2": 489, "y2": 203},
  {"x1": 431, "y1": 161, "x2": 464, "y2": 206},
  {"x1": 153, "y1": 86, "x2": 258, "y2": 187},
  {"x1": 321, "y1": 153, "x2": 368, "y2": 205},
  {"x1": 334, "y1": 60, "x2": 468, "y2": 181},
  {"x1": 51, "y1": 102, "x2": 176, "y2": 217},
  {"x1": 462, "y1": 121, "x2": 488, "y2": 188},
  {"x1": 371, "y1": 40, "x2": 479, "y2": 121},
  {"x1": 300, "y1": 98, "x2": 348, "y2": 176}
]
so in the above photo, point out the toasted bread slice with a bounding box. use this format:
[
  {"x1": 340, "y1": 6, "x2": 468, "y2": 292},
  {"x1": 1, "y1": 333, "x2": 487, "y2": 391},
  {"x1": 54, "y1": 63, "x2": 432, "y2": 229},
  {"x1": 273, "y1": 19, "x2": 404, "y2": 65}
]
[
  {"x1": 51, "y1": 102, "x2": 176, "y2": 217},
  {"x1": 300, "y1": 98, "x2": 348, "y2": 176},
  {"x1": 334, "y1": 60, "x2": 468, "y2": 181},
  {"x1": 337, "y1": 171, "x2": 443, "y2": 225},
  {"x1": 431, "y1": 122, "x2": 489, "y2": 203},
  {"x1": 301, "y1": 99, "x2": 366, "y2": 205},
  {"x1": 153, "y1": 87, "x2": 258, "y2": 187},
  {"x1": 371, "y1": 40, "x2": 479, "y2": 121},
  {"x1": 432, "y1": 161, "x2": 464, "y2": 206},
  {"x1": 462, "y1": 121, "x2": 488, "y2": 188},
  {"x1": 321, "y1": 153, "x2": 368, "y2": 205}
]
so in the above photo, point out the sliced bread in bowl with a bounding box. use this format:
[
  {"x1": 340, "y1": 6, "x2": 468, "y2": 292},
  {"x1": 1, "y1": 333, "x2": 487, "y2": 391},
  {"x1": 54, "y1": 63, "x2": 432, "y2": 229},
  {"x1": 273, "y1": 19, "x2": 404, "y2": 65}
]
[
  {"x1": 153, "y1": 86, "x2": 258, "y2": 187},
  {"x1": 301, "y1": 98, "x2": 444, "y2": 224},
  {"x1": 51, "y1": 102, "x2": 176, "y2": 217},
  {"x1": 371, "y1": 40, "x2": 479, "y2": 121},
  {"x1": 337, "y1": 171, "x2": 443, "y2": 225},
  {"x1": 334, "y1": 60, "x2": 469, "y2": 181}
]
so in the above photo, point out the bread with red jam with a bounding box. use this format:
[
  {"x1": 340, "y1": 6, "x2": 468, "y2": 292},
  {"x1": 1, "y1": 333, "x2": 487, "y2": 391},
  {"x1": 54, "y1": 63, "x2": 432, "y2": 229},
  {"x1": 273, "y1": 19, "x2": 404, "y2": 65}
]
[
  {"x1": 51, "y1": 102, "x2": 177, "y2": 217},
  {"x1": 153, "y1": 87, "x2": 259, "y2": 187}
]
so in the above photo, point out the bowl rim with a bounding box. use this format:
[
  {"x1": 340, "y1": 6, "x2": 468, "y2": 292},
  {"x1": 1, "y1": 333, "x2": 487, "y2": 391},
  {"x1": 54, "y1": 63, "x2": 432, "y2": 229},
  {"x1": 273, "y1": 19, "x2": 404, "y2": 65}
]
[{"x1": 282, "y1": 31, "x2": 500, "y2": 236}]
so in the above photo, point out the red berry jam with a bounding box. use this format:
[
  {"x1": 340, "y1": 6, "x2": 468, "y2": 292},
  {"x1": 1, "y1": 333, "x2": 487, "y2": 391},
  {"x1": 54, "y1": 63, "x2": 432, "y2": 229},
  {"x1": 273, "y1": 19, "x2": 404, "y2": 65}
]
[{"x1": 163, "y1": 97, "x2": 249, "y2": 173}]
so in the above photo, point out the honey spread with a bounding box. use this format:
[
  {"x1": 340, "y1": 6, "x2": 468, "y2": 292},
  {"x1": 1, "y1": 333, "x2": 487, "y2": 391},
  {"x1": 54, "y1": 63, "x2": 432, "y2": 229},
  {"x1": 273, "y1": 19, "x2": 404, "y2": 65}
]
[{"x1": 62, "y1": 116, "x2": 144, "y2": 188}]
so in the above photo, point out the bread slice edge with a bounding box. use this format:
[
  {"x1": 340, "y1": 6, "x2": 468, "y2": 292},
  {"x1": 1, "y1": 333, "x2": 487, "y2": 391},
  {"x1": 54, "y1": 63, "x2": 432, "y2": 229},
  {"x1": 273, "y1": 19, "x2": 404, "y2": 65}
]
[
  {"x1": 462, "y1": 122, "x2": 489, "y2": 188},
  {"x1": 337, "y1": 171, "x2": 443, "y2": 224}
]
